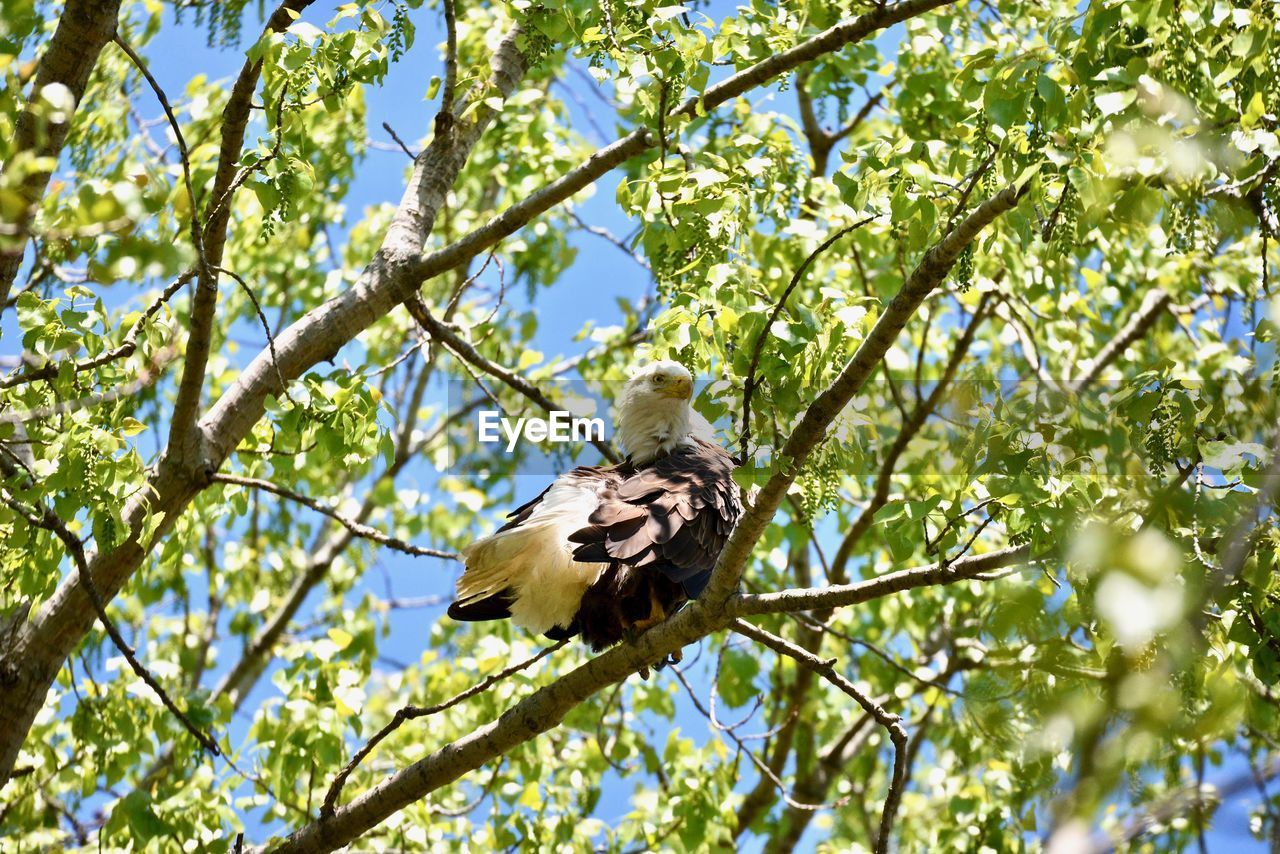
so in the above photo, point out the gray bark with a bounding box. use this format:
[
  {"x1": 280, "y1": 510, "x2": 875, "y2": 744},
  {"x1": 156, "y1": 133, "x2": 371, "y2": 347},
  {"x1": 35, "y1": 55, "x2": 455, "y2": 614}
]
[{"x1": 0, "y1": 0, "x2": 123, "y2": 313}]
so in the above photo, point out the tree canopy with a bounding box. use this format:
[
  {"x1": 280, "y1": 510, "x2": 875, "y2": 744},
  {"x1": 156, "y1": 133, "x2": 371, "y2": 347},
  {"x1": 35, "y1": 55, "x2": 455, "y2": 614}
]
[{"x1": 1, "y1": 0, "x2": 1278, "y2": 850}]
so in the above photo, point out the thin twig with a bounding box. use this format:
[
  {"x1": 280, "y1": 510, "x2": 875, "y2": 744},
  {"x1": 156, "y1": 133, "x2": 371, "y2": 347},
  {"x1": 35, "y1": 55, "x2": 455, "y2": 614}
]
[
  {"x1": 0, "y1": 270, "x2": 193, "y2": 389},
  {"x1": 739, "y1": 216, "x2": 879, "y2": 461},
  {"x1": 670, "y1": 663, "x2": 856, "y2": 812},
  {"x1": 0, "y1": 345, "x2": 179, "y2": 424},
  {"x1": 787, "y1": 611, "x2": 961, "y2": 696},
  {"x1": 213, "y1": 266, "x2": 295, "y2": 405},
  {"x1": 428, "y1": 757, "x2": 503, "y2": 817},
  {"x1": 211, "y1": 474, "x2": 459, "y2": 560},
  {"x1": 924, "y1": 496, "x2": 1001, "y2": 554},
  {"x1": 443, "y1": 249, "x2": 497, "y2": 317},
  {"x1": 382, "y1": 121, "x2": 418, "y2": 160},
  {"x1": 203, "y1": 84, "x2": 290, "y2": 232},
  {"x1": 831, "y1": 87, "x2": 888, "y2": 145},
  {"x1": 405, "y1": 294, "x2": 621, "y2": 463},
  {"x1": 112, "y1": 35, "x2": 207, "y2": 276},
  {"x1": 566, "y1": 208, "x2": 651, "y2": 271},
  {"x1": 944, "y1": 152, "x2": 996, "y2": 235}
]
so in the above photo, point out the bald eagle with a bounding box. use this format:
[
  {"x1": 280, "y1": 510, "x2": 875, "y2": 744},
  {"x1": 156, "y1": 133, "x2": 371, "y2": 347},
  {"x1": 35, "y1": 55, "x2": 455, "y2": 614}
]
[{"x1": 447, "y1": 361, "x2": 743, "y2": 650}]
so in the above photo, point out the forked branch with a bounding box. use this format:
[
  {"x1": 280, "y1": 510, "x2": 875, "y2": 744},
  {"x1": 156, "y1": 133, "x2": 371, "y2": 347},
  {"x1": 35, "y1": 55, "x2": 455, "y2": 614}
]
[{"x1": 731, "y1": 619, "x2": 907, "y2": 854}]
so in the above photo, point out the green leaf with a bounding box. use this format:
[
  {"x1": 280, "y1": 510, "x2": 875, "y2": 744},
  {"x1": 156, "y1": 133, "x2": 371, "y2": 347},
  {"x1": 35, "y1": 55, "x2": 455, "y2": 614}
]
[{"x1": 1095, "y1": 89, "x2": 1136, "y2": 116}]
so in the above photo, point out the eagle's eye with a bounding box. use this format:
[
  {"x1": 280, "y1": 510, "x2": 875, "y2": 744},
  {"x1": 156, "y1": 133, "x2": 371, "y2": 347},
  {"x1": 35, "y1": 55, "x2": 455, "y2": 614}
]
[{"x1": 652, "y1": 373, "x2": 667, "y2": 386}]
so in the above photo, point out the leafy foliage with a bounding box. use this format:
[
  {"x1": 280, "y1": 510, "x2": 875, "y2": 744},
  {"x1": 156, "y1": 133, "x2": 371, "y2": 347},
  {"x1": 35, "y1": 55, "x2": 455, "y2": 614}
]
[{"x1": 0, "y1": 0, "x2": 1278, "y2": 851}]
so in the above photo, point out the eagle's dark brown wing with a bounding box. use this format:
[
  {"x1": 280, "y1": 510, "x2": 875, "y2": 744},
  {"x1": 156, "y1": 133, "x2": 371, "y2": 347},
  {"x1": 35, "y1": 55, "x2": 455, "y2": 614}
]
[
  {"x1": 569, "y1": 438, "x2": 741, "y2": 588},
  {"x1": 448, "y1": 440, "x2": 741, "y2": 651},
  {"x1": 566, "y1": 438, "x2": 743, "y2": 648}
]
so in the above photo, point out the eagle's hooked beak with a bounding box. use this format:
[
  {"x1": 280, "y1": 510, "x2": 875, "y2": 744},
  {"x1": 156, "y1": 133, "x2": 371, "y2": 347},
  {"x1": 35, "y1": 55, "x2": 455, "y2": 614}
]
[{"x1": 662, "y1": 376, "x2": 693, "y2": 401}]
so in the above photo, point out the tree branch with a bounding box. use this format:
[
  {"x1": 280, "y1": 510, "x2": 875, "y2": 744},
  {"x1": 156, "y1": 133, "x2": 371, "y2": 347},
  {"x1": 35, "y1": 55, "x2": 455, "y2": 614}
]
[
  {"x1": 0, "y1": 21, "x2": 532, "y2": 788},
  {"x1": 437, "y1": 0, "x2": 459, "y2": 126},
  {"x1": 263, "y1": 543, "x2": 1022, "y2": 851},
  {"x1": 1075, "y1": 287, "x2": 1172, "y2": 388},
  {"x1": 0, "y1": 0, "x2": 124, "y2": 313},
  {"x1": 210, "y1": 474, "x2": 459, "y2": 560},
  {"x1": 320, "y1": 640, "x2": 566, "y2": 817},
  {"x1": 672, "y1": 662, "x2": 855, "y2": 813},
  {"x1": 732, "y1": 619, "x2": 909, "y2": 854},
  {"x1": 405, "y1": 293, "x2": 621, "y2": 463},
  {"x1": 702, "y1": 180, "x2": 1029, "y2": 606},
  {"x1": 731, "y1": 544, "x2": 1032, "y2": 617},
  {"x1": 165, "y1": 0, "x2": 315, "y2": 460}
]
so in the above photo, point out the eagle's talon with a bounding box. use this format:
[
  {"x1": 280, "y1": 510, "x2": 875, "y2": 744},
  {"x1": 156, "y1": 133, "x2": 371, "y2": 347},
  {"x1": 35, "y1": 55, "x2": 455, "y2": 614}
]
[{"x1": 648, "y1": 649, "x2": 683, "y2": 672}]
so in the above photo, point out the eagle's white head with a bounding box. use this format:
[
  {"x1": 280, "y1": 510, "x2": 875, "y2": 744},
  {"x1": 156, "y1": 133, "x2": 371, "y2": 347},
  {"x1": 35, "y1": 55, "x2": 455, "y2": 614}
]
[{"x1": 616, "y1": 360, "x2": 714, "y2": 464}]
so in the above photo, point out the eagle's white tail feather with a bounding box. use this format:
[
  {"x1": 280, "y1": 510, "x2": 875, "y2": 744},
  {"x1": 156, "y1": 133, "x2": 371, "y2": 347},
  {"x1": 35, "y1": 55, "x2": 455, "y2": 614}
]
[{"x1": 455, "y1": 476, "x2": 607, "y2": 634}]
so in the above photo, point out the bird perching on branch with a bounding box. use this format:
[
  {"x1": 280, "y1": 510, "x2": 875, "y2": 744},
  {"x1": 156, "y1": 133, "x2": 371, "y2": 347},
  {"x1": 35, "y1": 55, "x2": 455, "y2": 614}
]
[{"x1": 448, "y1": 361, "x2": 743, "y2": 660}]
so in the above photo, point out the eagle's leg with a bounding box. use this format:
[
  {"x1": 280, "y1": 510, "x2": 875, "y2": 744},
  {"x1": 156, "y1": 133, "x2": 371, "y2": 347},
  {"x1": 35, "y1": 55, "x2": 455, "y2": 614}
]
[
  {"x1": 626, "y1": 585, "x2": 669, "y2": 635},
  {"x1": 623, "y1": 586, "x2": 691, "y2": 674}
]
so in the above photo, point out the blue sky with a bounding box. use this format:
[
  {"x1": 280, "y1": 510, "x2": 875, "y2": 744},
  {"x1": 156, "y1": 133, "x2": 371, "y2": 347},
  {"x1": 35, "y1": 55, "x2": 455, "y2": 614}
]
[{"x1": 3, "y1": 1, "x2": 1270, "y2": 849}]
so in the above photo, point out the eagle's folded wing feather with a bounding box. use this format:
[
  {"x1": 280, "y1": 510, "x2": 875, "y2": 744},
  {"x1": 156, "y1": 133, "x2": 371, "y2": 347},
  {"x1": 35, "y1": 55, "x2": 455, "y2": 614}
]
[{"x1": 569, "y1": 438, "x2": 743, "y2": 594}]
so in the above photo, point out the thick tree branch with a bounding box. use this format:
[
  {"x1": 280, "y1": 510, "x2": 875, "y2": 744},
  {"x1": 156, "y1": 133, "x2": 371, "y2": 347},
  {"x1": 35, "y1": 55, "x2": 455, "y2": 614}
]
[
  {"x1": 71, "y1": 25, "x2": 538, "y2": 791},
  {"x1": 0, "y1": 0, "x2": 124, "y2": 313},
  {"x1": 702, "y1": 180, "x2": 1028, "y2": 607},
  {"x1": 0, "y1": 3, "x2": 512, "y2": 790},
  {"x1": 261, "y1": 542, "x2": 1021, "y2": 851},
  {"x1": 165, "y1": 0, "x2": 315, "y2": 459}
]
